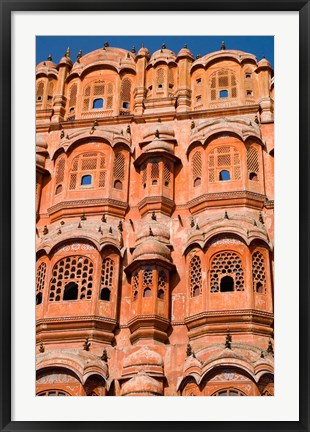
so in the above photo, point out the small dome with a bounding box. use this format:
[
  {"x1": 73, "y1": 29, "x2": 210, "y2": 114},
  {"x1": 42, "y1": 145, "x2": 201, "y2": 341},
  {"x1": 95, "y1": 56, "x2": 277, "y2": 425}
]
[
  {"x1": 121, "y1": 372, "x2": 162, "y2": 396},
  {"x1": 123, "y1": 347, "x2": 163, "y2": 369},
  {"x1": 149, "y1": 46, "x2": 177, "y2": 65},
  {"x1": 136, "y1": 221, "x2": 170, "y2": 242},
  {"x1": 177, "y1": 46, "x2": 194, "y2": 60},
  {"x1": 132, "y1": 238, "x2": 171, "y2": 261},
  {"x1": 143, "y1": 139, "x2": 173, "y2": 154},
  {"x1": 136, "y1": 46, "x2": 151, "y2": 59},
  {"x1": 257, "y1": 57, "x2": 272, "y2": 69},
  {"x1": 36, "y1": 60, "x2": 57, "y2": 70},
  {"x1": 183, "y1": 354, "x2": 202, "y2": 373}
]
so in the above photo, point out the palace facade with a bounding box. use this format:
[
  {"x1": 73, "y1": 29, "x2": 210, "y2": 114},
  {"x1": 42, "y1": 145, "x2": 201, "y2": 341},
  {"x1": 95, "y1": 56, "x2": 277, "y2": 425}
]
[{"x1": 36, "y1": 41, "x2": 274, "y2": 396}]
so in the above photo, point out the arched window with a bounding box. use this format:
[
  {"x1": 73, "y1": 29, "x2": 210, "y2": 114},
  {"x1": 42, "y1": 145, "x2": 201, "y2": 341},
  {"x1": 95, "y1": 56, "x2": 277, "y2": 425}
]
[
  {"x1": 156, "y1": 68, "x2": 165, "y2": 91},
  {"x1": 252, "y1": 251, "x2": 266, "y2": 293},
  {"x1": 157, "y1": 270, "x2": 167, "y2": 300},
  {"x1": 120, "y1": 78, "x2": 132, "y2": 110},
  {"x1": 36, "y1": 262, "x2": 46, "y2": 305},
  {"x1": 93, "y1": 98, "x2": 104, "y2": 109},
  {"x1": 210, "y1": 69, "x2": 237, "y2": 101},
  {"x1": 49, "y1": 256, "x2": 94, "y2": 302},
  {"x1": 163, "y1": 162, "x2": 171, "y2": 187},
  {"x1": 113, "y1": 153, "x2": 125, "y2": 190},
  {"x1": 210, "y1": 251, "x2": 244, "y2": 293},
  {"x1": 55, "y1": 157, "x2": 65, "y2": 194},
  {"x1": 132, "y1": 272, "x2": 139, "y2": 301},
  {"x1": 36, "y1": 81, "x2": 44, "y2": 102},
  {"x1": 189, "y1": 255, "x2": 202, "y2": 297},
  {"x1": 69, "y1": 152, "x2": 106, "y2": 191},
  {"x1": 100, "y1": 258, "x2": 114, "y2": 302},
  {"x1": 142, "y1": 268, "x2": 153, "y2": 297},
  {"x1": 37, "y1": 390, "x2": 70, "y2": 396},
  {"x1": 81, "y1": 174, "x2": 92, "y2": 185},
  {"x1": 151, "y1": 161, "x2": 159, "y2": 186},
  {"x1": 247, "y1": 146, "x2": 259, "y2": 181},
  {"x1": 82, "y1": 80, "x2": 114, "y2": 112},
  {"x1": 68, "y1": 83, "x2": 77, "y2": 110},
  {"x1": 212, "y1": 388, "x2": 245, "y2": 396},
  {"x1": 192, "y1": 151, "x2": 202, "y2": 187},
  {"x1": 208, "y1": 146, "x2": 241, "y2": 182}
]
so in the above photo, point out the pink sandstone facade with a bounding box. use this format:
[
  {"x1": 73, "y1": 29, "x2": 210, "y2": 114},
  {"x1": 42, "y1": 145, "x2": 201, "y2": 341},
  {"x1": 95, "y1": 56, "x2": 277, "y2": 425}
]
[{"x1": 35, "y1": 42, "x2": 274, "y2": 397}]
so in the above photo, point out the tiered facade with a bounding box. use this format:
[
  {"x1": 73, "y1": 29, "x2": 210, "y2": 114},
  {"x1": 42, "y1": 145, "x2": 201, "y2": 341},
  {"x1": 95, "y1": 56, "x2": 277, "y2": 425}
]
[{"x1": 36, "y1": 42, "x2": 274, "y2": 396}]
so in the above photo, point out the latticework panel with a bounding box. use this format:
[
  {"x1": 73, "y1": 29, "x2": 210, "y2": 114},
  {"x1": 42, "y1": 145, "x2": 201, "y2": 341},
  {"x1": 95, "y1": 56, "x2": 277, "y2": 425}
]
[
  {"x1": 69, "y1": 84, "x2": 77, "y2": 107},
  {"x1": 163, "y1": 162, "x2": 171, "y2": 185},
  {"x1": 252, "y1": 251, "x2": 266, "y2": 293},
  {"x1": 36, "y1": 81, "x2": 44, "y2": 99},
  {"x1": 209, "y1": 69, "x2": 237, "y2": 100},
  {"x1": 69, "y1": 153, "x2": 106, "y2": 190},
  {"x1": 82, "y1": 158, "x2": 97, "y2": 171},
  {"x1": 121, "y1": 78, "x2": 131, "y2": 104},
  {"x1": 142, "y1": 268, "x2": 153, "y2": 287},
  {"x1": 107, "y1": 96, "x2": 113, "y2": 109},
  {"x1": 94, "y1": 83, "x2": 105, "y2": 96},
  {"x1": 101, "y1": 257, "x2": 114, "y2": 291},
  {"x1": 210, "y1": 251, "x2": 244, "y2": 293},
  {"x1": 168, "y1": 68, "x2": 174, "y2": 85},
  {"x1": 192, "y1": 151, "x2": 202, "y2": 181},
  {"x1": 69, "y1": 174, "x2": 77, "y2": 190},
  {"x1": 84, "y1": 86, "x2": 91, "y2": 97},
  {"x1": 132, "y1": 272, "x2": 139, "y2": 301},
  {"x1": 208, "y1": 147, "x2": 241, "y2": 182},
  {"x1": 157, "y1": 270, "x2": 167, "y2": 299},
  {"x1": 113, "y1": 153, "x2": 125, "y2": 180},
  {"x1": 49, "y1": 255, "x2": 94, "y2": 302},
  {"x1": 156, "y1": 68, "x2": 164, "y2": 86},
  {"x1": 55, "y1": 158, "x2": 65, "y2": 185},
  {"x1": 151, "y1": 161, "x2": 159, "y2": 179},
  {"x1": 99, "y1": 171, "x2": 106, "y2": 188},
  {"x1": 83, "y1": 98, "x2": 89, "y2": 111},
  {"x1": 48, "y1": 81, "x2": 54, "y2": 96},
  {"x1": 36, "y1": 262, "x2": 46, "y2": 294},
  {"x1": 247, "y1": 147, "x2": 259, "y2": 175},
  {"x1": 141, "y1": 164, "x2": 147, "y2": 185},
  {"x1": 190, "y1": 255, "x2": 202, "y2": 297}
]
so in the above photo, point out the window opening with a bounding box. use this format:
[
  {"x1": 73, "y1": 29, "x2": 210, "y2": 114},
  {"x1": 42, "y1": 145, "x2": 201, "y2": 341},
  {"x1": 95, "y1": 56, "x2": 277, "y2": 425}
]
[
  {"x1": 219, "y1": 170, "x2": 230, "y2": 181},
  {"x1": 100, "y1": 258, "x2": 114, "y2": 301},
  {"x1": 100, "y1": 288, "x2": 111, "y2": 301},
  {"x1": 81, "y1": 175, "x2": 92, "y2": 186},
  {"x1": 210, "y1": 251, "x2": 244, "y2": 293},
  {"x1": 219, "y1": 89, "x2": 228, "y2": 98},
  {"x1": 63, "y1": 282, "x2": 78, "y2": 300},
  {"x1": 190, "y1": 255, "x2": 202, "y2": 297},
  {"x1": 220, "y1": 275, "x2": 234, "y2": 292},
  {"x1": 93, "y1": 98, "x2": 104, "y2": 109}
]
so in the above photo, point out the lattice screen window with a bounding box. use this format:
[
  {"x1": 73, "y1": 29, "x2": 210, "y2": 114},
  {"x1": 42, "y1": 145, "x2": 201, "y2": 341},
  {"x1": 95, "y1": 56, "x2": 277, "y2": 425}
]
[
  {"x1": 157, "y1": 270, "x2": 167, "y2": 299},
  {"x1": 247, "y1": 146, "x2": 259, "y2": 181},
  {"x1": 100, "y1": 257, "x2": 114, "y2": 301},
  {"x1": 141, "y1": 164, "x2": 147, "y2": 188},
  {"x1": 36, "y1": 81, "x2": 45, "y2": 102},
  {"x1": 210, "y1": 69, "x2": 237, "y2": 101},
  {"x1": 208, "y1": 146, "x2": 241, "y2": 182},
  {"x1": 252, "y1": 251, "x2": 266, "y2": 293},
  {"x1": 168, "y1": 68, "x2": 174, "y2": 93},
  {"x1": 189, "y1": 255, "x2": 202, "y2": 297},
  {"x1": 142, "y1": 268, "x2": 153, "y2": 298},
  {"x1": 36, "y1": 262, "x2": 46, "y2": 305},
  {"x1": 55, "y1": 158, "x2": 66, "y2": 195},
  {"x1": 192, "y1": 151, "x2": 202, "y2": 187},
  {"x1": 156, "y1": 68, "x2": 165, "y2": 91},
  {"x1": 113, "y1": 153, "x2": 125, "y2": 190},
  {"x1": 210, "y1": 251, "x2": 244, "y2": 293},
  {"x1": 151, "y1": 160, "x2": 160, "y2": 186},
  {"x1": 82, "y1": 80, "x2": 114, "y2": 111},
  {"x1": 245, "y1": 71, "x2": 254, "y2": 97},
  {"x1": 120, "y1": 78, "x2": 132, "y2": 110},
  {"x1": 47, "y1": 80, "x2": 54, "y2": 105},
  {"x1": 163, "y1": 162, "x2": 171, "y2": 187},
  {"x1": 49, "y1": 255, "x2": 94, "y2": 302},
  {"x1": 69, "y1": 152, "x2": 106, "y2": 190},
  {"x1": 132, "y1": 272, "x2": 139, "y2": 301},
  {"x1": 68, "y1": 84, "x2": 77, "y2": 112}
]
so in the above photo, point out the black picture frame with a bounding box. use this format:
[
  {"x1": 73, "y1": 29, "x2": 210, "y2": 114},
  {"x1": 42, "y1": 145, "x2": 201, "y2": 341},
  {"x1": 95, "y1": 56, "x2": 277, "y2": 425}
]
[{"x1": 1, "y1": 1, "x2": 309, "y2": 431}]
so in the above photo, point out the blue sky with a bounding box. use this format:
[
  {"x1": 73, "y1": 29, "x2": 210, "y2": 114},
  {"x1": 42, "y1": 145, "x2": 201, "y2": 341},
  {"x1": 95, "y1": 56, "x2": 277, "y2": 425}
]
[{"x1": 36, "y1": 36, "x2": 274, "y2": 69}]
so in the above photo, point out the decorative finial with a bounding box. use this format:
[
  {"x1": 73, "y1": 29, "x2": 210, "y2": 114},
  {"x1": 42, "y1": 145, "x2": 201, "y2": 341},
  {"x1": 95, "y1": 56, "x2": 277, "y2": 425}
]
[
  {"x1": 225, "y1": 331, "x2": 232, "y2": 349},
  {"x1": 221, "y1": 40, "x2": 226, "y2": 50},
  {"x1": 83, "y1": 336, "x2": 91, "y2": 351},
  {"x1": 98, "y1": 226, "x2": 102, "y2": 233},
  {"x1": 259, "y1": 211, "x2": 264, "y2": 225},
  {"x1": 60, "y1": 130, "x2": 65, "y2": 139},
  {"x1": 186, "y1": 342, "x2": 193, "y2": 357},
  {"x1": 93, "y1": 119, "x2": 99, "y2": 127},
  {"x1": 155, "y1": 129, "x2": 160, "y2": 138},
  {"x1": 101, "y1": 349, "x2": 108, "y2": 362},
  {"x1": 104, "y1": 41, "x2": 109, "y2": 48},
  {"x1": 89, "y1": 126, "x2": 95, "y2": 135},
  {"x1": 131, "y1": 46, "x2": 136, "y2": 54},
  {"x1": 57, "y1": 228, "x2": 61, "y2": 235},
  {"x1": 47, "y1": 54, "x2": 52, "y2": 61},
  {"x1": 260, "y1": 351, "x2": 265, "y2": 358},
  {"x1": 39, "y1": 342, "x2": 45, "y2": 353},
  {"x1": 162, "y1": 43, "x2": 166, "y2": 49},
  {"x1": 267, "y1": 339, "x2": 274, "y2": 356},
  {"x1": 60, "y1": 220, "x2": 65, "y2": 225},
  {"x1": 196, "y1": 223, "x2": 199, "y2": 230},
  {"x1": 109, "y1": 226, "x2": 112, "y2": 234},
  {"x1": 77, "y1": 50, "x2": 82, "y2": 62},
  {"x1": 196, "y1": 54, "x2": 201, "y2": 59},
  {"x1": 255, "y1": 114, "x2": 259, "y2": 124},
  {"x1": 190, "y1": 218, "x2": 195, "y2": 228},
  {"x1": 262, "y1": 54, "x2": 265, "y2": 59},
  {"x1": 224, "y1": 211, "x2": 229, "y2": 219},
  {"x1": 151, "y1": 211, "x2": 157, "y2": 221},
  {"x1": 184, "y1": 44, "x2": 188, "y2": 49},
  {"x1": 126, "y1": 125, "x2": 131, "y2": 134},
  {"x1": 78, "y1": 222, "x2": 82, "y2": 229},
  {"x1": 191, "y1": 120, "x2": 195, "y2": 129},
  {"x1": 118, "y1": 220, "x2": 123, "y2": 232},
  {"x1": 81, "y1": 212, "x2": 86, "y2": 221},
  {"x1": 43, "y1": 225, "x2": 48, "y2": 235},
  {"x1": 149, "y1": 227, "x2": 154, "y2": 236},
  {"x1": 101, "y1": 214, "x2": 107, "y2": 223},
  {"x1": 65, "y1": 47, "x2": 71, "y2": 58},
  {"x1": 127, "y1": 52, "x2": 130, "y2": 59}
]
